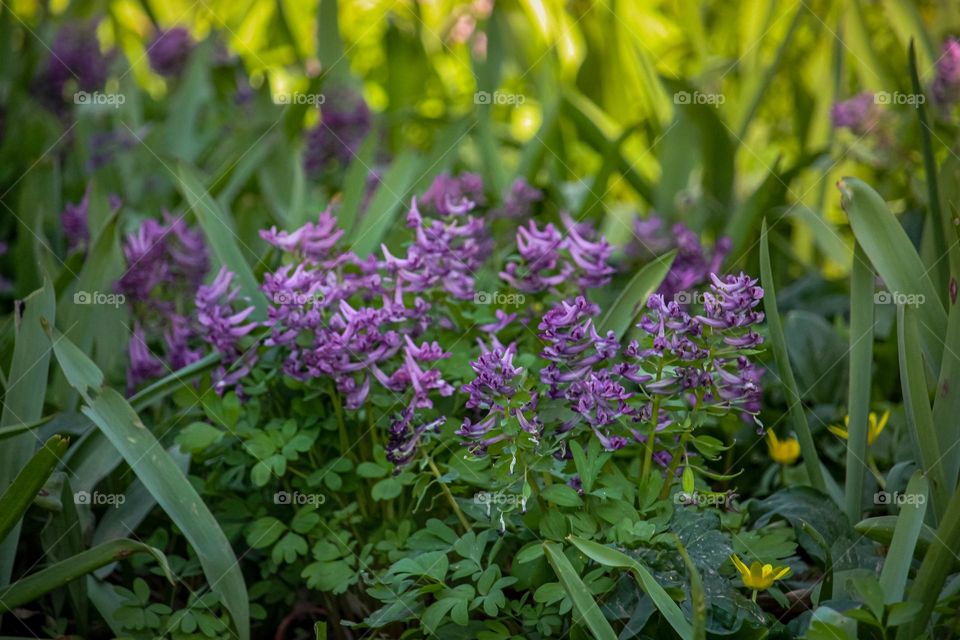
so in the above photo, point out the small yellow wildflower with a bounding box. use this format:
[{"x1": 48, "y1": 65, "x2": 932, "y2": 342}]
[
  {"x1": 828, "y1": 410, "x2": 889, "y2": 446},
  {"x1": 731, "y1": 555, "x2": 790, "y2": 592},
  {"x1": 766, "y1": 429, "x2": 800, "y2": 465}
]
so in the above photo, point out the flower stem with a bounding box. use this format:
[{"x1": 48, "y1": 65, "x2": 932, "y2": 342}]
[{"x1": 427, "y1": 456, "x2": 472, "y2": 533}]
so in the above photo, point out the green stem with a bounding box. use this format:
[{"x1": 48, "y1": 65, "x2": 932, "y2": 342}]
[
  {"x1": 427, "y1": 456, "x2": 472, "y2": 533},
  {"x1": 640, "y1": 362, "x2": 665, "y2": 487}
]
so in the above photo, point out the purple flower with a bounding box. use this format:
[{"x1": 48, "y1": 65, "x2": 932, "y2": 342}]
[
  {"x1": 561, "y1": 213, "x2": 614, "y2": 289},
  {"x1": 260, "y1": 209, "x2": 344, "y2": 260},
  {"x1": 195, "y1": 267, "x2": 258, "y2": 391},
  {"x1": 381, "y1": 197, "x2": 490, "y2": 300},
  {"x1": 147, "y1": 27, "x2": 194, "y2": 77},
  {"x1": 462, "y1": 344, "x2": 521, "y2": 410},
  {"x1": 421, "y1": 172, "x2": 486, "y2": 216},
  {"x1": 164, "y1": 313, "x2": 202, "y2": 370},
  {"x1": 495, "y1": 178, "x2": 542, "y2": 218},
  {"x1": 116, "y1": 219, "x2": 170, "y2": 301},
  {"x1": 626, "y1": 215, "x2": 730, "y2": 302},
  {"x1": 386, "y1": 407, "x2": 443, "y2": 468},
  {"x1": 479, "y1": 309, "x2": 517, "y2": 334},
  {"x1": 696, "y1": 273, "x2": 765, "y2": 336},
  {"x1": 127, "y1": 324, "x2": 165, "y2": 393},
  {"x1": 303, "y1": 91, "x2": 371, "y2": 176},
  {"x1": 61, "y1": 186, "x2": 90, "y2": 251},
  {"x1": 539, "y1": 297, "x2": 619, "y2": 398},
  {"x1": 933, "y1": 37, "x2": 960, "y2": 108},
  {"x1": 36, "y1": 21, "x2": 110, "y2": 106},
  {"x1": 831, "y1": 93, "x2": 877, "y2": 134},
  {"x1": 499, "y1": 220, "x2": 570, "y2": 293}
]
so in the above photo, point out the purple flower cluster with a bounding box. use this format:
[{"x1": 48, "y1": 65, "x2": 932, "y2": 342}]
[
  {"x1": 147, "y1": 27, "x2": 194, "y2": 77},
  {"x1": 500, "y1": 214, "x2": 614, "y2": 294},
  {"x1": 420, "y1": 172, "x2": 485, "y2": 216},
  {"x1": 381, "y1": 198, "x2": 489, "y2": 299},
  {"x1": 494, "y1": 178, "x2": 543, "y2": 218},
  {"x1": 933, "y1": 37, "x2": 960, "y2": 108},
  {"x1": 115, "y1": 214, "x2": 210, "y2": 391},
  {"x1": 303, "y1": 92, "x2": 372, "y2": 176},
  {"x1": 831, "y1": 93, "x2": 877, "y2": 134},
  {"x1": 61, "y1": 187, "x2": 90, "y2": 252},
  {"x1": 626, "y1": 215, "x2": 730, "y2": 302},
  {"x1": 36, "y1": 21, "x2": 110, "y2": 106},
  {"x1": 195, "y1": 267, "x2": 258, "y2": 390}
]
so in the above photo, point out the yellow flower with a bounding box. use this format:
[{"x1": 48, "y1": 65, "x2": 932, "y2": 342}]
[
  {"x1": 730, "y1": 555, "x2": 791, "y2": 591},
  {"x1": 766, "y1": 429, "x2": 800, "y2": 465},
  {"x1": 828, "y1": 410, "x2": 890, "y2": 446}
]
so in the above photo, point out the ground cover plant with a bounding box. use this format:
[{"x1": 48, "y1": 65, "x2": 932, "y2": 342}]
[{"x1": 2, "y1": 0, "x2": 960, "y2": 638}]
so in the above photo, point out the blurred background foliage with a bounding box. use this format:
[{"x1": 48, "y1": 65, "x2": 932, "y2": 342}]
[{"x1": 3, "y1": 0, "x2": 960, "y2": 288}]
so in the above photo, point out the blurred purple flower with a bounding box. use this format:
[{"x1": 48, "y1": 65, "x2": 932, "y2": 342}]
[
  {"x1": 147, "y1": 27, "x2": 194, "y2": 77},
  {"x1": 127, "y1": 324, "x2": 166, "y2": 393},
  {"x1": 831, "y1": 93, "x2": 877, "y2": 134},
  {"x1": 61, "y1": 186, "x2": 90, "y2": 251},
  {"x1": 304, "y1": 92, "x2": 371, "y2": 176},
  {"x1": 933, "y1": 37, "x2": 960, "y2": 108},
  {"x1": 495, "y1": 178, "x2": 542, "y2": 218},
  {"x1": 37, "y1": 21, "x2": 110, "y2": 105},
  {"x1": 421, "y1": 172, "x2": 486, "y2": 216},
  {"x1": 195, "y1": 267, "x2": 258, "y2": 391}
]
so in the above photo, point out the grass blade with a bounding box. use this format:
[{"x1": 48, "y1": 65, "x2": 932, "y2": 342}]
[
  {"x1": 348, "y1": 150, "x2": 422, "y2": 258},
  {"x1": 897, "y1": 305, "x2": 948, "y2": 523},
  {"x1": 898, "y1": 487, "x2": 960, "y2": 639},
  {"x1": 175, "y1": 162, "x2": 267, "y2": 320},
  {"x1": 567, "y1": 536, "x2": 692, "y2": 638},
  {"x1": 0, "y1": 436, "x2": 69, "y2": 543},
  {"x1": 542, "y1": 541, "x2": 617, "y2": 640},
  {"x1": 845, "y1": 242, "x2": 875, "y2": 522},
  {"x1": 760, "y1": 220, "x2": 826, "y2": 492},
  {"x1": 337, "y1": 134, "x2": 379, "y2": 236},
  {"x1": 838, "y1": 177, "x2": 946, "y2": 375},
  {"x1": 673, "y1": 536, "x2": 706, "y2": 640},
  {"x1": 0, "y1": 280, "x2": 55, "y2": 586},
  {"x1": 50, "y1": 332, "x2": 250, "y2": 640},
  {"x1": 0, "y1": 539, "x2": 173, "y2": 614},
  {"x1": 599, "y1": 250, "x2": 676, "y2": 339},
  {"x1": 879, "y1": 471, "x2": 929, "y2": 603}
]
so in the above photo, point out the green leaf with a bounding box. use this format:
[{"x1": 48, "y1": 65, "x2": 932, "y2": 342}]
[
  {"x1": 542, "y1": 542, "x2": 617, "y2": 640},
  {"x1": 337, "y1": 134, "x2": 378, "y2": 236},
  {"x1": 566, "y1": 536, "x2": 692, "y2": 638},
  {"x1": 0, "y1": 539, "x2": 172, "y2": 613},
  {"x1": 0, "y1": 435, "x2": 69, "y2": 543},
  {"x1": 672, "y1": 537, "x2": 706, "y2": 640},
  {"x1": 175, "y1": 162, "x2": 267, "y2": 320},
  {"x1": 356, "y1": 462, "x2": 387, "y2": 478},
  {"x1": 177, "y1": 421, "x2": 224, "y2": 453},
  {"x1": 51, "y1": 333, "x2": 249, "y2": 640},
  {"x1": 838, "y1": 177, "x2": 946, "y2": 375},
  {"x1": 897, "y1": 305, "x2": 948, "y2": 523},
  {"x1": 760, "y1": 221, "x2": 826, "y2": 492},
  {"x1": 348, "y1": 150, "x2": 423, "y2": 258},
  {"x1": 845, "y1": 242, "x2": 875, "y2": 522},
  {"x1": 541, "y1": 484, "x2": 583, "y2": 508},
  {"x1": 0, "y1": 280, "x2": 55, "y2": 586},
  {"x1": 599, "y1": 250, "x2": 676, "y2": 339},
  {"x1": 879, "y1": 472, "x2": 929, "y2": 604}
]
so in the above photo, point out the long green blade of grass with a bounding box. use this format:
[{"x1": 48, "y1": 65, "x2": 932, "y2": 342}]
[
  {"x1": 349, "y1": 150, "x2": 422, "y2": 258},
  {"x1": 0, "y1": 539, "x2": 173, "y2": 614},
  {"x1": 879, "y1": 471, "x2": 929, "y2": 604},
  {"x1": 898, "y1": 487, "x2": 960, "y2": 639},
  {"x1": 0, "y1": 280, "x2": 56, "y2": 587},
  {"x1": 175, "y1": 162, "x2": 267, "y2": 320},
  {"x1": 0, "y1": 436, "x2": 69, "y2": 543},
  {"x1": 568, "y1": 536, "x2": 692, "y2": 638},
  {"x1": 760, "y1": 221, "x2": 826, "y2": 492},
  {"x1": 50, "y1": 331, "x2": 250, "y2": 640},
  {"x1": 673, "y1": 536, "x2": 706, "y2": 640},
  {"x1": 897, "y1": 305, "x2": 948, "y2": 524},
  {"x1": 838, "y1": 177, "x2": 946, "y2": 376},
  {"x1": 845, "y1": 242, "x2": 875, "y2": 522},
  {"x1": 542, "y1": 542, "x2": 617, "y2": 640}
]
